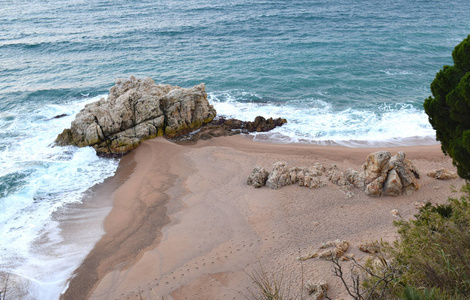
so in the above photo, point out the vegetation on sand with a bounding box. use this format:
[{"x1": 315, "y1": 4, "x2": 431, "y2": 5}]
[
  {"x1": 248, "y1": 186, "x2": 470, "y2": 299},
  {"x1": 336, "y1": 185, "x2": 470, "y2": 299}
]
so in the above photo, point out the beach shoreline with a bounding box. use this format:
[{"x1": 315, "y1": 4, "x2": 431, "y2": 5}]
[{"x1": 63, "y1": 135, "x2": 464, "y2": 299}]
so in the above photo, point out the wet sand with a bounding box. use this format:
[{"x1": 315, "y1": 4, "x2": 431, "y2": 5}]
[{"x1": 62, "y1": 135, "x2": 464, "y2": 299}]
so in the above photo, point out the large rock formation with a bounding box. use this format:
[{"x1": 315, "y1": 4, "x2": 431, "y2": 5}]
[{"x1": 55, "y1": 76, "x2": 216, "y2": 156}]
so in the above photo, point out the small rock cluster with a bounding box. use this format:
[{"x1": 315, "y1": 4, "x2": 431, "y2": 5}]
[
  {"x1": 304, "y1": 281, "x2": 328, "y2": 300},
  {"x1": 298, "y1": 240, "x2": 382, "y2": 262},
  {"x1": 247, "y1": 151, "x2": 422, "y2": 197},
  {"x1": 427, "y1": 168, "x2": 458, "y2": 180},
  {"x1": 298, "y1": 240, "x2": 351, "y2": 261},
  {"x1": 298, "y1": 240, "x2": 386, "y2": 299}
]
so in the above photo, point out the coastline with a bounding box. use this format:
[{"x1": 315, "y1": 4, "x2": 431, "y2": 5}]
[{"x1": 63, "y1": 135, "x2": 464, "y2": 299}]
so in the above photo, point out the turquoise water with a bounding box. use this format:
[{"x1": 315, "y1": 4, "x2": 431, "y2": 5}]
[{"x1": 1, "y1": 0, "x2": 470, "y2": 298}]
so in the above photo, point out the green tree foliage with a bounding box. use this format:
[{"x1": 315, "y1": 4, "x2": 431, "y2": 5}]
[{"x1": 424, "y1": 35, "x2": 470, "y2": 179}]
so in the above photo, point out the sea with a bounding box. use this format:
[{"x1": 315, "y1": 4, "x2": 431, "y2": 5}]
[{"x1": 1, "y1": 0, "x2": 469, "y2": 298}]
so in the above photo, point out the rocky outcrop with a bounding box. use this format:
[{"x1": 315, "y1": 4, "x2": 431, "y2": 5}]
[
  {"x1": 55, "y1": 76, "x2": 216, "y2": 156},
  {"x1": 427, "y1": 168, "x2": 458, "y2": 180},
  {"x1": 323, "y1": 151, "x2": 421, "y2": 197},
  {"x1": 171, "y1": 116, "x2": 287, "y2": 143},
  {"x1": 247, "y1": 151, "x2": 421, "y2": 197},
  {"x1": 363, "y1": 151, "x2": 420, "y2": 196}
]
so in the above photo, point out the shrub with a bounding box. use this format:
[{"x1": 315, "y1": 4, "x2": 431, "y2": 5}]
[
  {"x1": 400, "y1": 286, "x2": 453, "y2": 300},
  {"x1": 249, "y1": 186, "x2": 470, "y2": 299},
  {"x1": 331, "y1": 185, "x2": 470, "y2": 299},
  {"x1": 383, "y1": 185, "x2": 470, "y2": 298}
]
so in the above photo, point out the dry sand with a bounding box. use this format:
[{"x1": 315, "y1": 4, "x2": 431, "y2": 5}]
[{"x1": 62, "y1": 135, "x2": 465, "y2": 300}]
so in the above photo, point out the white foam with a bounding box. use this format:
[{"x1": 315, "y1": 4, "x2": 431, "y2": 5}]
[
  {"x1": 0, "y1": 94, "x2": 118, "y2": 299},
  {"x1": 380, "y1": 69, "x2": 414, "y2": 76},
  {"x1": 208, "y1": 91, "x2": 437, "y2": 147}
]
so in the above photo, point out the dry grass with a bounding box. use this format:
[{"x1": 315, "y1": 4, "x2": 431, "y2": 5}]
[
  {"x1": 245, "y1": 263, "x2": 299, "y2": 300},
  {"x1": 0, "y1": 273, "x2": 9, "y2": 300}
]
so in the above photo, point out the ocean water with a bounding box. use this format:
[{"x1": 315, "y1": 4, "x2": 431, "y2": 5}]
[{"x1": 1, "y1": 0, "x2": 470, "y2": 298}]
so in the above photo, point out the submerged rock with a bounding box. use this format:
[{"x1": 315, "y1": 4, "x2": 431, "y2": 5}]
[
  {"x1": 245, "y1": 116, "x2": 287, "y2": 132},
  {"x1": 171, "y1": 116, "x2": 287, "y2": 143},
  {"x1": 51, "y1": 113, "x2": 68, "y2": 119},
  {"x1": 55, "y1": 76, "x2": 216, "y2": 156}
]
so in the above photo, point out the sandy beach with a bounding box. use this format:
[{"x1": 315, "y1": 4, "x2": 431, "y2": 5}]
[{"x1": 62, "y1": 135, "x2": 464, "y2": 300}]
